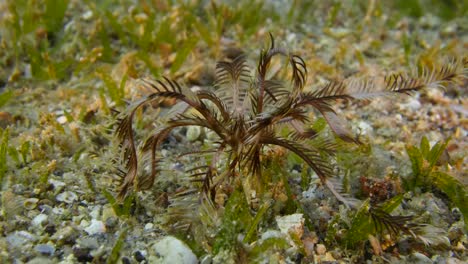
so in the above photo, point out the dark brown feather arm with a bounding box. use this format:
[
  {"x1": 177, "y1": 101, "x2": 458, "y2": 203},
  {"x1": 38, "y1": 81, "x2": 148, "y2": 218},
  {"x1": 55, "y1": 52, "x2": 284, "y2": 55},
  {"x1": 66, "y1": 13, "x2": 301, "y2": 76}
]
[
  {"x1": 262, "y1": 80, "x2": 288, "y2": 103},
  {"x1": 256, "y1": 33, "x2": 307, "y2": 114},
  {"x1": 186, "y1": 144, "x2": 226, "y2": 195},
  {"x1": 288, "y1": 131, "x2": 338, "y2": 156},
  {"x1": 258, "y1": 134, "x2": 354, "y2": 205},
  {"x1": 196, "y1": 90, "x2": 230, "y2": 122},
  {"x1": 139, "y1": 78, "x2": 227, "y2": 133},
  {"x1": 215, "y1": 55, "x2": 251, "y2": 116},
  {"x1": 369, "y1": 206, "x2": 417, "y2": 238},
  {"x1": 116, "y1": 119, "x2": 138, "y2": 199},
  {"x1": 116, "y1": 97, "x2": 162, "y2": 199},
  {"x1": 295, "y1": 59, "x2": 466, "y2": 144},
  {"x1": 243, "y1": 143, "x2": 262, "y2": 179},
  {"x1": 140, "y1": 77, "x2": 202, "y2": 107},
  {"x1": 216, "y1": 55, "x2": 250, "y2": 85},
  {"x1": 258, "y1": 135, "x2": 334, "y2": 181},
  {"x1": 257, "y1": 55, "x2": 306, "y2": 104},
  {"x1": 136, "y1": 112, "x2": 228, "y2": 194},
  {"x1": 116, "y1": 78, "x2": 220, "y2": 199},
  {"x1": 246, "y1": 106, "x2": 308, "y2": 140},
  {"x1": 168, "y1": 113, "x2": 227, "y2": 141},
  {"x1": 289, "y1": 54, "x2": 307, "y2": 94},
  {"x1": 301, "y1": 58, "x2": 466, "y2": 103},
  {"x1": 137, "y1": 126, "x2": 182, "y2": 192},
  {"x1": 320, "y1": 110, "x2": 360, "y2": 144}
]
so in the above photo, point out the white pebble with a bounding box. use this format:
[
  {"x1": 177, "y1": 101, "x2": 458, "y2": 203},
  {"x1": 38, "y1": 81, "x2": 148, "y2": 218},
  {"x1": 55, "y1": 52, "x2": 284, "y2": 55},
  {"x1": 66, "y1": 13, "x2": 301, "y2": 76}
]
[
  {"x1": 52, "y1": 207, "x2": 65, "y2": 215},
  {"x1": 6, "y1": 231, "x2": 37, "y2": 247},
  {"x1": 32, "y1": 214, "x2": 48, "y2": 226},
  {"x1": 411, "y1": 252, "x2": 432, "y2": 263},
  {"x1": 316, "y1": 244, "x2": 327, "y2": 255},
  {"x1": 186, "y1": 126, "x2": 202, "y2": 142},
  {"x1": 56, "y1": 116, "x2": 68, "y2": 124},
  {"x1": 56, "y1": 191, "x2": 78, "y2": 204},
  {"x1": 401, "y1": 98, "x2": 421, "y2": 111},
  {"x1": 276, "y1": 213, "x2": 304, "y2": 236},
  {"x1": 90, "y1": 205, "x2": 102, "y2": 220},
  {"x1": 144, "y1": 223, "x2": 154, "y2": 231},
  {"x1": 152, "y1": 236, "x2": 197, "y2": 264},
  {"x1": 357, "y1": 121, "x2": 373, "y2": 135},
  {"x1": 260, "y1": 230, "x2": 282, "y2": 241},
  {"x1": 84, "y1": 219, "x2": 106, "y2": 235},
  {"x1": 82, "y1": 10, "x2": 93, "y2": 20},
  {"x1": 34, "y1": 244, "x2": 56, "y2": 255},
  {"x1": 49, "y1": 179, "x2": 66, "y2": 188}
]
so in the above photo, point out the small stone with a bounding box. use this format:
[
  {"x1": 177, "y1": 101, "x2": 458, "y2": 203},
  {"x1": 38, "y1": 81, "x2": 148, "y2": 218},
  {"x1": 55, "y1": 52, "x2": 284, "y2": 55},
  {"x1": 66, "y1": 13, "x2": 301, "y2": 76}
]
[
  {"x1": 302, "y1": 234, "x2": 318, "y2": 257},
  {"x1": 11, "y1": 184, "x2": 26, "y2": 194},
  {"x1": 26, "y1": 257, "x2": 54, "y2": 264},
  {"x1": 327, "y1": 27, "x2": 351, "y2": 38},
  {"x1": 23, "y1": 198, "x2": 39, "y2": 210},
  {"x1": 105, "y1": 216, "x2": 118, "y2": 230},
  {"x1": 323, "y1": 252, "x2": 336, "y2": 261},
  {"x1": 0, "y1": 111, "x2": 13, "y2": 128},
  {"x1": 38, "y1": 204, "x2": 53, "y2": 214},
  {"x1": 52, "y1": 226, "x2": 78, "y2": 244},
  {"x1": 144, "y1": 223, "x2": 154, "y2": 231},
  {"x1": 24, "y1": 64, "x2": 32, "y2": 79},
  {"x1": 82, "y1": 10, "x2": 93, "y2": 20},
  {"x1": 122, "y1": 256, "x2": 132, "y2": 264},
  {"x1": 410, "y1": 252, "x2": 432, "y2": 264},
  {"x1": 260, "y1": 230, "x2": 283, "y2": 240},
  {"x1": 78, "y1": 237, "x2": 99, "y2": 250},
  {"x1": 56, "y1": 191, "x2": 78, "y2": 204},
  {"x1": 356, "y1": 120, "x2": 373, "y2": 135},
  {"x1": 73, "y1": 245, "x2": 93, "y2": 263},
  {"x1": 80, "y1": 219, "x2": 89, "y2": 228},
  {"x1": 102, "y1": 205, "x2": 116, "y2": 221},
  {"x1": 49, "y1": 179, "x2": 66, "y2": 188},
  {"x1": 446, "y1": 257, "x2": 465, "y2": 264},
  {"x1": 152, "y1": 236, "x2": 197, "y2": 264},
  {"x1": 6, "y1": 231, "x2": 37, "y2": 247},
  {"x1": 200, "y1": 255, "x2": 212, "y2": 264},
  {"x1": 32, "y1": 214, "x2": 48, "y2": 226},
  {"x1": 34, "y1": 244, "x2": 56, "y2": 256},
  {"x1": 89, "y1": 205, "x2": 102, "y2": 220},
  {"x1": 44, "y1": 224, "x2": 56, "y2": 235},
  {"x1": 186, "y1": 126, "x2": 202, "y2": 142},
  {"x1": 56, "y1": 116, "x2": 68, "y2": 124},
  {"x1": 316, "y1": 244, "x2": 326, "y2": 255},
  {"x1": 134, "y1": 250, "x2": 146, "y2": 262},
  {"x1": 454, "y1": 241, "x2": 466, "y2": 251},
  {"x1": 401, "y1": 98, "x2": 421, "y2": 111},
  {"x1": 90, "y1": 244, "x2": 106, "y2": 258},
  {"x1": 276, "y1": 214, "x2": 305, "y2": 238},
  {"x1": 84, "y1": 219, "x2": 106, "y2": 235},
  {"x1": 52, "y1": 207, "x2": 65, "y2": 215},
  {"x1": 451, "y1": 208, "x2": 462, "y2": 222},
  {"x1": 441, "y1": 24, "x2": 457, "y2": 36}
]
